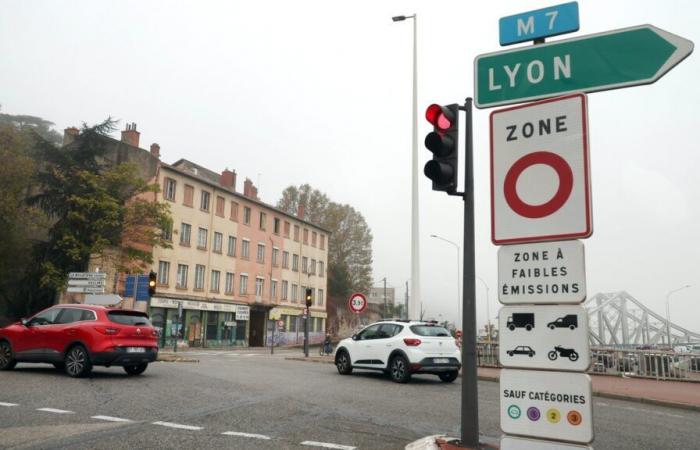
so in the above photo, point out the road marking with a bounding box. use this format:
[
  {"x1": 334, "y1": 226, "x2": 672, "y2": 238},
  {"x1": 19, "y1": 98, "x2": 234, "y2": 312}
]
[
  {"x1": 152, "y1": 421, "x2": 203, "y2": 431},
  {"x1": 301, "y1": 441, "x2": 357, "y2": 450},
  {"x1": 0, "y1": 402, "x2": 18, "y2": 407},
  {"x1": 92, "y1": 415, "x2": 132, "y2": 423},
  {"x1": 37, "y1": 408, "x2": 74, "y2": 414},
  {"x1": 222, "y1": 431, "x2": 271, "y2": 440}
]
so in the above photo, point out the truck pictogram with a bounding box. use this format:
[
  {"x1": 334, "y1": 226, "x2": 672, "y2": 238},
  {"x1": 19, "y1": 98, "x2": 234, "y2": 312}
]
[{"x1": 506, "y1": 313, "x2": 535, "y2": 331}]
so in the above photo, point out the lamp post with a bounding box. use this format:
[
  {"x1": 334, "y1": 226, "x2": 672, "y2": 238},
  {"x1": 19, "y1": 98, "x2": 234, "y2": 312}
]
[
  {"x1": 392, "y1": 13, "x2": 419, "y2": 320},
  {"x1": 430, "y1": 234, "x2": 460, "y2": 328},
  {"x1": 665, "y1": 285, "x2": 690, "y2": 346},
  {"x1": 475, "y1": 276, "x2": 491, "y2": 344}
]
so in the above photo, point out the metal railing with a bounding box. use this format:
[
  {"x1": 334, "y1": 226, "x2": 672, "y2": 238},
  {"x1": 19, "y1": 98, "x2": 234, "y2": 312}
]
[{"x1": 476, "y1": 343, "x2": 700, "y2": 381}]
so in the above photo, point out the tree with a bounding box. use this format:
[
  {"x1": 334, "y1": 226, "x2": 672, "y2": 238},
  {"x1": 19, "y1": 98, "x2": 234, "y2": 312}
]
[{"x1": 0, "y1": 105, "x2": 62, "y2": 146}]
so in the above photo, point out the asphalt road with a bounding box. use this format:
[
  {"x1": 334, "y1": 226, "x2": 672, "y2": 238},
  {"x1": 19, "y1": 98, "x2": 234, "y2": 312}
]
[{"x1": 0, "y1": 348, "x2": 698, "y2": 449}]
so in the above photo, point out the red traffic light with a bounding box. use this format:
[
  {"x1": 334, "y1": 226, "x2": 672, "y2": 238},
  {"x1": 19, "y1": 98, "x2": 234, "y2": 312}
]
[{"x1": 425, "y1": 104, "x2": 455, "y2": 131}]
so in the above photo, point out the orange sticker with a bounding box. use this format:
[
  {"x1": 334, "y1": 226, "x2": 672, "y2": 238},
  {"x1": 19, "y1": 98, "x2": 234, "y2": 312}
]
[{"x1": 567, "y1": 410, "x2": 582, "y2": 426}]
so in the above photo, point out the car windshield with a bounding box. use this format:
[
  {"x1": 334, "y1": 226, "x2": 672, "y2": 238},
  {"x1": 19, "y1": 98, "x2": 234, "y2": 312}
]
[
  {"x1": 107, "y1": 311, "x2": 152, "y2": 326},
  {"x1": 410, "y1": 325, "x2": 451, "y2": 337}
]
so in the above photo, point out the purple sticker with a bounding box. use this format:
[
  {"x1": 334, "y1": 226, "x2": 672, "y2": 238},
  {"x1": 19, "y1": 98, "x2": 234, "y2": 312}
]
[{"x1": 527, "y1": 406, "x2": 541, "y2": 421}]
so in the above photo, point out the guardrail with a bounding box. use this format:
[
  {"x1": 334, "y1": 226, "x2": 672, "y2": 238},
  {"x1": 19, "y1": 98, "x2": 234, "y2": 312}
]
[{"x1": 476, "y1": 343, "x2": 700, "y2": 381}]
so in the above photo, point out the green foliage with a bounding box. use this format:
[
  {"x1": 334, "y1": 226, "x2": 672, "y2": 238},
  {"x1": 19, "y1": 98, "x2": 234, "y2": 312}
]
[{"x1": 0, "y1": 105, "x2": 63, "y2": 146}]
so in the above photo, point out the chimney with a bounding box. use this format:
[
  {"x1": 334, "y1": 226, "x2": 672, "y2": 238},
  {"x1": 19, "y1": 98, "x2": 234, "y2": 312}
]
[
  {"x1": 243, "y1": 178, "x2": 253, "y2": 197},
  {"x1": 121, "y1": 122, "x2": 140, "y2": 148},
  {"x1": 297, "y1": 204, "x2": 305, "y2": 219},
  {"x1": 220, "y1": 169, "x2": 237, "y2": 191},
  {"x1": 251, "y1": 185, "x2": 258, "y2": 200},
  {"x1": 63, "y1": 127, "x2": 79, "y2": 146},
  {"x1": 150, "y1": 143, "x2": 161, "y2": 159}
]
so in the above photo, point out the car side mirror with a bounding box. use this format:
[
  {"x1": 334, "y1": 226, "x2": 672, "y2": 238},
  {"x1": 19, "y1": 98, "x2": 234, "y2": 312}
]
[
  {"x1": 21, "y1": 318, "x2": 29, "y2": 326},
  {"x1": 351, "y1": 334, "x2": 358, "y2": 341}
]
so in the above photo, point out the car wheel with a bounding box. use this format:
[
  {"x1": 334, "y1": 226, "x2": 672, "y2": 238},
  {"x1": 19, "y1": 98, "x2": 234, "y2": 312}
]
[
  {"x1": 64, "y1": 345, "x2": 92, "y2": 378},
  {"x1": 389, "y1": 355, "x2": 411, "y2": 383},
  {"x1": 569, "y1": 325, "x2": 576, "y2": 330},
  {"x1": 0, "y1": 341, "x2": 17, "y2": 371},
  {"x1": 124, "y1": 363, "x2": 148, "y2": 376},
  {"x1": 528, "y1": 352, "x2": 534, "y2": 357},
  {"x1": 53, "y1": 363, "x2": 65, "y2": 371},
  {"x1": 549, "y1": 325, "x2": 556, "y2": 330},
  {"x1": 335, "y1": 350, "x2": 353, "y2": 375},
  {"x1": 507, "y1": 351, "x2": 513, "y2": 356},
  {"x1": 438, "y1": 371, "x2": 458, "y2": 383}
]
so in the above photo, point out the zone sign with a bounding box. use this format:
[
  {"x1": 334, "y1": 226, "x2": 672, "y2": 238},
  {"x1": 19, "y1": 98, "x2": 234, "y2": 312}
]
[
  {"x1": 491, "y1": 93, "x2": 592, "y2": 245},
  {"x1": 348, "y1": 293, "x2": 367, "y2": 313}
]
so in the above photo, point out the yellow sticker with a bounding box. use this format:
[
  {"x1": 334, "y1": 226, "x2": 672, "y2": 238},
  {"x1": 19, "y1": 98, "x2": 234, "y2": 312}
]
[{"x1": 546, "y1": 408, "x2": 561, "y2": 424}]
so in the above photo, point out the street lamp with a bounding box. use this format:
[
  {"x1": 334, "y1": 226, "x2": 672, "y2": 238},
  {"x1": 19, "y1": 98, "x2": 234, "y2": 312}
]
[
  {"x1": 475, "y1": 276, "x2": 491, "y2": 344},
  {"x1": 430, "y1": 234, "x2": 460, "y2": 328},
  {"x1": 665, "y1": 284, "x2": 690, "y2": 346},
  {"x1": 392, "y1": 13, "x2": 419, "y2": 320}
]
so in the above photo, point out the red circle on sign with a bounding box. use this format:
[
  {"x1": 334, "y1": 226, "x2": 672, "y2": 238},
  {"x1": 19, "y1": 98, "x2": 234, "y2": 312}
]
[
  {"x1": 503, "y1": 151, "x2": 574, "y2": 219},
  {"x1": 348, "y1": 293, "x2": 367, "y2": 313}
]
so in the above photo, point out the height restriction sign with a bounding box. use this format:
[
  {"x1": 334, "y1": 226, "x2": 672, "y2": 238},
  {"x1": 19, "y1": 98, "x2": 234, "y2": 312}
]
[{"x1": 491, "y1": 94, "x2": 592, "y2": 245}]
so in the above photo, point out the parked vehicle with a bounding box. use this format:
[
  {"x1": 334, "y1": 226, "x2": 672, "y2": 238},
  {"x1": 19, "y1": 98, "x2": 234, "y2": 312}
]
[
  {"x1": 506, "y1": 313, "x2": 535, "y2": 331},
  {"x1": 0, "y1": 304, "x2": 158, "y2": 377},
  {"x1": 334, "y1": 320, "x2": 461, "y2": 383},
  {"x1": 548, "y1": 346, "x2": 579, "y2": 361},
  {"x1": 507, "y1": 346, "x2": 535, "y2": 357},
  {"x1": 547, "y1": 315, "x2": 578, "y2": 330}
]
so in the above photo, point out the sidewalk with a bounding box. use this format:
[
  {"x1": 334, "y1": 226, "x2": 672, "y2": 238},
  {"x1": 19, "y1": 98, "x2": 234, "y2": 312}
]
[{"x1": 286, "y1": 356, "x2": 700, "y2": 411}]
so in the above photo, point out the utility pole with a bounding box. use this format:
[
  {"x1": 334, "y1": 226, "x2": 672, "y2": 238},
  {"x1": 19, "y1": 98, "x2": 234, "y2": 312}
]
[
  {"x1": 383, "y1": 278, "x2": 387, "y2": 319},
  {"x1": 405, "y1": 281, "x2": 409, "y2": 320}
]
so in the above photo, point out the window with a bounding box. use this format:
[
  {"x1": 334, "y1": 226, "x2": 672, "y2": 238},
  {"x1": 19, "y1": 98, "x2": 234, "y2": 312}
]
[
  {"x1": 257, "y1": 243, "x2": 265, "y2": 263},
  {"x1": 271, "y1": 280, "x2": 277, "y2": 299},
  {"x1": 303, "y1": 228, "x2": 309, "y2": 244},
  {"x1": 243, "y1": 207, "x2": 251, "y2": 225},
  {"x1": 255, "y1": 277, "x2": 264, "y2": 298},
  {"x1": 291, "y1": 284, "x2": 298, "y2": 303},
  {"x1": 213, "y1": 232, "x2": 223, "y2": 253},
  {"x1": 294, "y1": 225, "x2": 300, "y2": 241},
  {"x1": 310, "y1": 259, "x2": 316, "y2": 275},
  {"x1": 200, "y1": 191, "x2": 210, "y2": 211},
  {"x1": 357, "y1": 324, "x2": 382, "y2": 340},
  {"x1": 180, "y1": 223, "x2": 191, "y2": 246},
  {"x1": 230, "y1": 201, "x2": 239, "y2": 221},
  {"x1": 227, "y1": 236, "x2": 237, "y2": 256},
  {"x1": 259, "y1": 212, "x2": 266, "y2": 230},
  {"x1": 225, "y1": 272, "x2": 234, "y2": 294},
  {"x1": 107, "y1": 311, "x2": 152, "y2": 326},
  {"x1": 292, "y1": 254, "x2": 299, "y2": 271},
  {"x1": 177, "y1": 264, "x2": 188, "y2": 288},
  {"x1": 274, "y1": 218, "x2": 281, "y2": 234},
  {"x1": 240, "y1": 274, "x2": 248, "y2": 295},
  {"x1": 319, "y1": 261, "x2": 325, "y2": 277},
  {"x1": 184, "y1": 184, "x2": 194, "y2": 207},
  {"x1": 281, "y1": 280, "x2": 288, "y2": 300},
  {"x1": 409, "y1": 325, "x2": 451, "y2": 337},
  {"x1": 302, "y1": 256, "x2": 308, "y2": 274},
  {"x1": 320, "y1": 234, "x2": 325, "y2": 250},
  {"x1": 164, "y1": 177, "x2": 176, "y2": 201},
  {"x1": 28, "y1": 308, "x2": 60, "y2": 326},
  {"x1": 241, "y1": 239, "x2": 250, "y2": 259},
  {"x1": 194, "y1": 264, "x2": 205, "y2": 290},
  {"x1": 210, "y1": 270, "x2": 220, "y2": 292},
  {"x1": 284, "y1": 221, "x2": 291, "y2": 238},
  {"x1": 318, "y1": 289, "x2": 324, "y2": 306},
  {"x1": 197, "y1": 227, "x2": 208, "y2": 249},
  {"x1": 161, "y1": 222, "x2": 172, "y2": 242},
  {"x1": 157, "y1": 261, "x2": 170, "y2": 284},
  {"x1": 312, "y1": 231, "x2": 317, "y2": 247},
  {"x1": 272, "y1": 248, "x2": 279, "y2": 266},
  {"x1": 216, "y1": 196, "x2": 225, "y2": 217},
  {"x1": 282, "y1": 251, "x2": 289, "y2": 269},
  {"x1": 55, "y1": 308, "x2": 93, "y2": 324}
]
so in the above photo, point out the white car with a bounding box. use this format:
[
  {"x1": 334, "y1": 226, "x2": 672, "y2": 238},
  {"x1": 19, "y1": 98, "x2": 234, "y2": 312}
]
[{"x1": 334, "y1": 320, "x2": 461, "y2": 383}]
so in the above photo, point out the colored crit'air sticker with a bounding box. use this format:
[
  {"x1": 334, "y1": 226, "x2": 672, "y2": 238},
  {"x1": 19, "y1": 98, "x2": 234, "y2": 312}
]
[
  {"x1": 527, "y1": 407, "x2": 541, "y2": 421},
  {"x1": 546, "y1": 408, "x2": 561, "y2": 423},
  {"x1": 508, "y1": 405, "x2": 522, "y2": 419},
  {"x1": 567, "y1": 410, "x2": 583, "y2": 426}
]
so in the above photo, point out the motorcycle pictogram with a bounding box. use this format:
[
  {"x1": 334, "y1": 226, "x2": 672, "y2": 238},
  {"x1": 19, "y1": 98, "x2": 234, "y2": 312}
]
[{"x1": 547, "y1": 345, "x2": 579, "y2": 361}]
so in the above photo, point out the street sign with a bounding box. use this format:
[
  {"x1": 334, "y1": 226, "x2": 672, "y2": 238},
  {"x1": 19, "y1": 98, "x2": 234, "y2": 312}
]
[
  {"x1": 67, "y1": 286, "x2": 105, "y2": 294},
  {"x1": 501, "y1": 369, "x2": 593, "y2": 443},
  {"x1": 491, "y1": 94, "x2": 591, "y2": 245},
  {"x1": 67, "y1": 279, "x2": 106, "y2": 287},
  {"x1": 277, "y1": 320, "x2": 285, "y2": 329},
  {"x1": 348, "y1": 293, "x2": 367, "y2": 313},
  {"x1": 124, "y1": 274, "x2": 150, "y2": 301},
  {"x1": 476, "y1": 24, "x2": 694, "y2": 108},
  {"x1": 499, "y1": 2, "x2": 579, "y2": 46},
  {"x1": 499, "y1": 305, "x2": 590, "y2": 371},
  {"x1": 501, "y1": 436, "x2": 592, "y2": 449},
  {"x1": 498, "y1": 240, "x2": 586, "y2": 304},
  {"x1": 69, "y1": 272, "x2": 107, "y2": 279}
]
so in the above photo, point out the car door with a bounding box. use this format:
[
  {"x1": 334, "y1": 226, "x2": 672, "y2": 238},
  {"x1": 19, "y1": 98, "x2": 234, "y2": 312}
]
[
  {"x1": 351, "y1": 324, "x2": 381, "y2": 365},
  {"x1": 15, "y1": 308, "x2": 61, "y2": 360},
  {"x1": 375, "y1": 324, "x2": 402, "y2": 366},
  {"x1": 47, "y1": 308, "x2": 85, "y2": 362}
]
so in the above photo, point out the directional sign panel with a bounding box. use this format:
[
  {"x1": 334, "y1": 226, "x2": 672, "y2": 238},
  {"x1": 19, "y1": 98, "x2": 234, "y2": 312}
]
[
  {"x1": 69, "y1": 272, "x2": 107, "y2": 279},
  {"x1": 491, "y1": 94, "x2": 591, "y2": 245},
  {"x1": 501, "y1": 369, "x2": 593, "y2": 443},
  {"x1": 498, "y1": 240, "x2": 585, "y2": 304},
  {"x1": 67, "y1": 286, "x2": 105, "y2": 294},
  {"x1": 476, "y1": 24, "x2": 694, "y2": 108},
  {"x1": 499, "y1": 2, "x2": 579, "y2": 46},
  {"x1": 67, "y1": 279, "x2": 106, "y2": 287},
  {"x1": 499, "y1": 305, "x2": 590, "y2": 371},
  {"x1": 501, "y1": 436, "x2": 592, "y2": 449}
]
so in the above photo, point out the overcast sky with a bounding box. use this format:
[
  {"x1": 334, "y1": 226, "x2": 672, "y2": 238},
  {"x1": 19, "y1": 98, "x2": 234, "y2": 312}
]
[{"x1": 2, "y1": 0, "x2": 698, "y2": 333}]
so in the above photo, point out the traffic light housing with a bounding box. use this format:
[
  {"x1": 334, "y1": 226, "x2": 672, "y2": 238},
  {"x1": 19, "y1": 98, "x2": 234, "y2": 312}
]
[
  {"x1": 305, "y1": 288, "x2": 313, "y2": 307},
  {"x1": 424, "y1": 103, "x2": 460, "y2": 192},
  {"x1": 148, "y1": 271, "x2": 157, "y2": 297}
]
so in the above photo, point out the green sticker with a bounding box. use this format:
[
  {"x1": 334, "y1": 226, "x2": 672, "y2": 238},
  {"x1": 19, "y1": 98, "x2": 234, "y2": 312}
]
[{"x1": 507, "y1": 404, "x2": 521, "y2": 419}]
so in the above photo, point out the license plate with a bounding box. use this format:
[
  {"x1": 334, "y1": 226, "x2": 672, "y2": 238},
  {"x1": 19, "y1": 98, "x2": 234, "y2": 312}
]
[
  {"x1": 434, "y1": 358, "x2": 450, "y2": 364},
  {"x1": 126, "y1": 347, "x2": 146, "y2": 353}
]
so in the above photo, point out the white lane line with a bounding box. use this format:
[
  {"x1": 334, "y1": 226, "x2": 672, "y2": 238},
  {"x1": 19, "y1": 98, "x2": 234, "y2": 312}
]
[
  {"x1": 92, "y1": 415, "x2": 132, "y2": 423},
  {"x1": 0, "y1": 402, "x2": 18, "y2": 407},
  {"x1": 152, "y1": 421, "x2": 203, "y2": 431},
  {"x1": 222, "y1": 431, "x2": 271, "y2": 440},
  {"x1": 301, "y1": 441, "x2": 356, "y2": 450},
  {"x1": 37, "y1": 408, "x2": 74, "y2": 414}
]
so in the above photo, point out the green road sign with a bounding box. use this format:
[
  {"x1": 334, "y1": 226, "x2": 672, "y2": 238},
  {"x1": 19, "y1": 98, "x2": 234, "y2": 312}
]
[{"x1": 475, "y1": 24, "x2": 694, "y2": 108}]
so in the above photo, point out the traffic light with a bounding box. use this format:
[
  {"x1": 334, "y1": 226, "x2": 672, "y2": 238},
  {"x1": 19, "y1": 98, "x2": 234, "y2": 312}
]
[
  {"x1": 148, "y1": 271, "x2": 157, "y2": 297},
  {"x1": 424, "y1": 103, "x2": 460, "y2": 192},
  {"x1": 305, "y1": 288, "x2": 313, "y2": 307}
]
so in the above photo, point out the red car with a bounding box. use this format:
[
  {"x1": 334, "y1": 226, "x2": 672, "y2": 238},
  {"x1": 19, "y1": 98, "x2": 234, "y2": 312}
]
[{"x1": 0, "y1": 304, "x2": 158, "y2": 377}]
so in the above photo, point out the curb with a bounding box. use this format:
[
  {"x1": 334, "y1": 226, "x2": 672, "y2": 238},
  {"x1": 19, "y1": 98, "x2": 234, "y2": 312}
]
[{"x1": 157, "y1": 354, "x2": 199, "y2": 363}]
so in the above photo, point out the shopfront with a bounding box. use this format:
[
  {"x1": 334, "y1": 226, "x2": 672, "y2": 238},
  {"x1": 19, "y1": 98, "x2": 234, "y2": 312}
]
[
  {"x1": 149, "y1": 297, "x2": 250, "y2": 348},
  {"x1": 267, "y1": 307, "x2": 327, "y2": 346}
]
